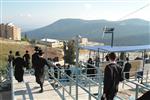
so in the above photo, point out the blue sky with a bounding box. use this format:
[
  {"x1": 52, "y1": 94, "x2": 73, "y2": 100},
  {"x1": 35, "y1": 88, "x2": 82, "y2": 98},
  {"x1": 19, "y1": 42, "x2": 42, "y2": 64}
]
[{"x1": 0, "y1": 0, "x2": 149, "y2": 31}]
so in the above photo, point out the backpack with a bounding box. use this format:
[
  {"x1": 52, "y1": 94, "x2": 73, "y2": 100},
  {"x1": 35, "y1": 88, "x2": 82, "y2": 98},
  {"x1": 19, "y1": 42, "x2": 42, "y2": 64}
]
[{"x1": 113, "y1": 63, "x2": 124, "y2": 82}]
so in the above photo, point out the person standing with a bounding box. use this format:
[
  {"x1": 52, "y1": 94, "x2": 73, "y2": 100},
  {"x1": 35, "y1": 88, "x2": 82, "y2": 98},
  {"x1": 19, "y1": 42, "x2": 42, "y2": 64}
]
[
  {"x1": 35, "y1": 50, "x2": 50, "y2": 93},
  {"x1": 32, "y1": 46, "x2": 40, "y2": 69},
  {"x1": 65, "y1": 65, "x2": 71, "y2": 82},
  {"x1": 13, "y1": 51, "x2": 25, "y2": 82},
  {"x1": 101, "y1": 52, "x2": 123, "y2": 100},
  {"x1": 8, "y1": 50, "x2": 14, "y2": 64},
  {"x1": 23, "y1": 50, "x2": 30, "y2": 69},
  {"x1": 87, "y1": 58, "x2": 95, "y2": 77},
  {"x1": 123, "y1": 57, "x2": 131, "y2": 79},
  {"x1": 7, "y1": 50, "x2": 15, "y2": 79},
  {"x1": 95, "y1": 56, "x2": 100, "y2": 67}
]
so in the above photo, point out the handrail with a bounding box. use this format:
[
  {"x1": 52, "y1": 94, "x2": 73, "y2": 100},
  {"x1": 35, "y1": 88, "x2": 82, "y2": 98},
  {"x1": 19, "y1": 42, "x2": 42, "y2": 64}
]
[
  {"x1": 0, "y1": 68, "x2": 8, "y2": 83},
  {"x1": 126, "y1": 79, "x2": 150, "y2": 99},
  {"x1": 78, "y1": 74, "x2": 103, "y2": 100},
  {"x1": 0, "y1": 64, "x2": 11, "y2": 90},
  {"x1": 49, "y1": 66, "x2": 102, "y2": 100},
  {"x1": 0, "y1": 71, "x2": 5, "y2": 83},
  {"x1": 10, "y1": 61, "x2": 15, "y2": 100},
  {"x1": 126, "y1": 80, "x2": 150, "y2": 90},
  {"x1": 48, "y1": 70, "x2": 76, "y2": 100},
  {"x1": 80, "y1": 74, "x2": 102, "y2": 85},
  {"x1": 123, "y1": 70, "x2": 150, "y2": 83},
  {"x1": 79, "y1": 61, "x2": 103, "y2": 72}
]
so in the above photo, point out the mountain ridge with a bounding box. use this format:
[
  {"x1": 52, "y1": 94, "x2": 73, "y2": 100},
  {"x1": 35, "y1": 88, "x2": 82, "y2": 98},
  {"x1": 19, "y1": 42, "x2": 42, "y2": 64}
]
[{"x1": 24, "y1": 18, "x2": 150, "y2": 46}]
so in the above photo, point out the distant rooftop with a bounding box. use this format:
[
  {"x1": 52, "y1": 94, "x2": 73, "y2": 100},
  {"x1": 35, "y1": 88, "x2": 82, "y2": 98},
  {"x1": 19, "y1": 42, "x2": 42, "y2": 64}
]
[
  {"x1": 41, "y1": 38, "x2": 59, "y2": 43},
  {"x1": 7, "y1": 23, "x2": 15, "y2": 27}
]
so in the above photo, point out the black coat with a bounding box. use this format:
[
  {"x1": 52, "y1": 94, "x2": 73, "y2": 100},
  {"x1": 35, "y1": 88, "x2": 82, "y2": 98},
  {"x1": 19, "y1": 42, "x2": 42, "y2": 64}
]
[
  {"x1": 13, "y1": 57, "x2": 25, "y2": 82},
  {"x1": 35, "y1": 57, "x2": 49, "y2": 84},
  {"x1": 103, "y1": 63, "x2": 122, "y2": 99},
  {"x1": 87, "y1": 60, "x2": 95, "y2": 77},
  {"x1": 23, "y1": 54, "x2": 30, "y2": 69},
  {"x1": 32, "y1": 52, "x2": 39, "y2": 68},
  {"x1": 123, "y1": 62, "x2": 131, "y2": 79}
]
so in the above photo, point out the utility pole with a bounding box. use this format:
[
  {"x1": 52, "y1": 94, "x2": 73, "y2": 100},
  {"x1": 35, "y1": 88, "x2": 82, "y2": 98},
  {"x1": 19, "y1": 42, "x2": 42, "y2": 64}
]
[{"x1": 103, "y1": 27, "x2": 114, "y2": 47}]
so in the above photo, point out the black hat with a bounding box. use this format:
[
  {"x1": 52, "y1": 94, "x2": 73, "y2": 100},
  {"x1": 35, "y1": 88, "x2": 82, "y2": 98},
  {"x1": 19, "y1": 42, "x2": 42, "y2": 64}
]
[
  {"x1": 38, "y1": 50, "x2": 44, "y2": 56},
  {"x1": 34, "y1": 46, "x2": 40, "y2": 51}
]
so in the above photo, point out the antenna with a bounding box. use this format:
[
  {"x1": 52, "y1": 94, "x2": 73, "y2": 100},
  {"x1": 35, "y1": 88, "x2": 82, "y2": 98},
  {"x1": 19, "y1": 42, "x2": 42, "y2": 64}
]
[{"x1": 102, "y1": 26, "x2": 106, "y2": 40}]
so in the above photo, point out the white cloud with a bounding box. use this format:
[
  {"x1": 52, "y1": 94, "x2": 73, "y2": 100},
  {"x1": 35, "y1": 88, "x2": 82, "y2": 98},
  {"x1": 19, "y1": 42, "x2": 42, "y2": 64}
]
[
  {"x1": 84, "y1": 4, "x2": 92, "y2": 10},
  {"x1": 27, "y1": 14, "x2": 32, "y2": 17},
  {"x1": 19, "y1": 13, "x2": 32, "y2": 18}
]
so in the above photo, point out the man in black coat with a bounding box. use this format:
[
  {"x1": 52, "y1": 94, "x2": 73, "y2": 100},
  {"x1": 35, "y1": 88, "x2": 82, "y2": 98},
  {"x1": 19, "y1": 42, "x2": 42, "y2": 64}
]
[
  {"x1": 13, "y1": 51, "x2": 25, "y2": 82},
  {"x1": 102, "y1": 52, "x2": 123, "y2": 100},
  {"x1": 8, "y1": 50, "x2": 14, "y2": 63},
  {"x1": 87, "y1": 58, "x2": 95, "y2": 77},
  {"x1": 34, "y1": 50, "x2": 50, "y2": 93},
  {"x1": 23, "y1": 50, "x2": 30, "y2": 69},
  {"x1": 32, "y1": 46, "x2": 40, "y2": 69},
  {"x1": 123, "y1": 57, "x2": 131, "y2": 79}
]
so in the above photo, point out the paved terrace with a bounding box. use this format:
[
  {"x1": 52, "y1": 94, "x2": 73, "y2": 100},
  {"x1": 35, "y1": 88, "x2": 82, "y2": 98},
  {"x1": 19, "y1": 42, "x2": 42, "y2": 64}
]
[
  {"x1": 13, "y1": 73, "x2": 144, "y2": 100},
  {"x1": 12, "y1": 64, "x2": 150, "y2": 100},
  {"x1": 13, "y1": 73, "x2": 101, "y2": 100},
  {"x1": 13, "y1": 74, "x2": 61, "y2": 100}
]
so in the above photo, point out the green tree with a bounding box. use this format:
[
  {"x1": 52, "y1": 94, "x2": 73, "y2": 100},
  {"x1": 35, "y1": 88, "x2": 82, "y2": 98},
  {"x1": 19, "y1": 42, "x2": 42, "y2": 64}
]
[
  {"x1": 21, "y1": 33, "x2": 29, "y2": 41},
  {"x1": 65, "y1": 40, "x2": 76, "y2": 65}
]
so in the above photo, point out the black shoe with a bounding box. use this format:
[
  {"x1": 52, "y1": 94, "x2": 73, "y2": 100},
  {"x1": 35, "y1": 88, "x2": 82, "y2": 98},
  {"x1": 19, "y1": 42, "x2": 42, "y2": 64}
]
[
  {"x1": 55, "y1": 84, "x2": 58, "y2": 88},
  {"x1": 39, "y1": 89, "x2": 43, "y2": 93}
]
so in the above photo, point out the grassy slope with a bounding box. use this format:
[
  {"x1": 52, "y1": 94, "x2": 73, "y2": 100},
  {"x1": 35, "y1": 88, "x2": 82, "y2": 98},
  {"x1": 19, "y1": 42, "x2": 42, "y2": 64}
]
[{"x1": 0, "y1": 38, "x2": 63, "y2": 70}]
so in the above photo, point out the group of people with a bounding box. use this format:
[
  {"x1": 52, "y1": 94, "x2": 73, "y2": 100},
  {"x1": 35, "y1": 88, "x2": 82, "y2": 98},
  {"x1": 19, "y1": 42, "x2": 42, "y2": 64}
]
[
  {"x1": 8, "y1": 50, "x2": 30, "y2": 82},
  {"x1": 8, "y1": 48, "x2": 149, "y2": 98},
  {"x1": 8, "y1": 46, "x2": 52, "y2": 93}
]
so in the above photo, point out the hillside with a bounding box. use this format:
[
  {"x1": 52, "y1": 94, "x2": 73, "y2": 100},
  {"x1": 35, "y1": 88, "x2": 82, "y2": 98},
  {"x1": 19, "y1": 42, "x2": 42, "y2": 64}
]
[
  {"x1": 24, "y1": 18, "x2": 150, "y2": 46},
  {"x1": 0, "y1": 38, "x2": 63, "y2": 69}
]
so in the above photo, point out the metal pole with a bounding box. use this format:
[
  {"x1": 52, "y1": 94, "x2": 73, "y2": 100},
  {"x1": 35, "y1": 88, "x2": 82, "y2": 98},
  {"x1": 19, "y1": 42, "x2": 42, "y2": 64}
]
[
  {"x1": 75, "y1": 35, "x2": 79, "y2": 100},
  {"x1": 10, "y1": 61, "x2": 15, "y2": 100},
  {"x1": 146, "y1": 70, "x2": 149, "y2": 84},
  {"x1": 69, "y1": 78, "x2": 72, "y2": 94},
  {"x1": 89, "y1": 81, "x2": 91, "y2": 100},
  {"x1": 75, "y1": 35, "x2": 79, "y2": 67},
  {"x1": 135, "y1": 84, "x2": 139, "y2": 99},
  {"x1": 63, "y1": 41, "x2": 66, "y2": 66},
  {"x1": 63, "y1": 88, "x2": 65, "y2": 100},
  {"x1": 111, "y1": 32, "x2": 114, "y2": 47},
  {"x1": 45, "y1": 35, "x2": 48, "y2": 59}
]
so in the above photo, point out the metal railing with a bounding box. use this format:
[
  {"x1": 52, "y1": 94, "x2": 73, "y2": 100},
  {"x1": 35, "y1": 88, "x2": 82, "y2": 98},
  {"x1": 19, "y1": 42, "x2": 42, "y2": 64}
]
[
  {"x1": 121, "y1": 69, "x2": 150, "y2": 99},
  {"x1": 48, "y1": 66, "x2": 77, "y2": 100},
  {"x1": 48, "y1": 65, "x2": 103, "y2": 100},
  {"x1": 0, "y1": 62, "x2": 14, "y2": 99},
  {"x1": 0, "y1": 63, "x2": 11, "y2": 89},
  {"x1": 48, "y1": 71, "x2": 76, "y2": 100},
  {"x1": 10, "y1": 60, "x2": 150, "y2": 100},
  {"x1": 126, "y1": 79, "x2": 150, "y2": 99},
  {"x1": 122, "y1": 70, "x2": 150, "y2": 85},
  {"x1": 10, "y1": 61, "x2": 15, "y2": 100},
  {"x1": 48, "y1": 63, "x2": 126, "y2": 100}
]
